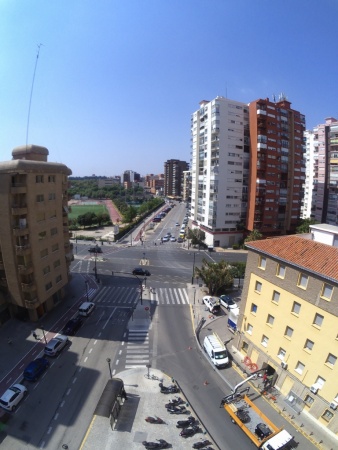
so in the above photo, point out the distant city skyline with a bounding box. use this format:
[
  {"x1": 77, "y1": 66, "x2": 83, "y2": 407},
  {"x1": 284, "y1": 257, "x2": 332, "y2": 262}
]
[{"x1": 1, "y1": 1, "x2": 338, "y2": 176}]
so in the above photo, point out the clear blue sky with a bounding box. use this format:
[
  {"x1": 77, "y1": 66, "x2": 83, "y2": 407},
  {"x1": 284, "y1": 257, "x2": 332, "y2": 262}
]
[{"x1": 1, "y1": 0, "x2": 338, "y2": 177}]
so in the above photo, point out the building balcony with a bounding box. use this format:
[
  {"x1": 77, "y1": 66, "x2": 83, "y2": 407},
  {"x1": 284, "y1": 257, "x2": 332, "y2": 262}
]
[
  {"x1": 257, "y1": 143, "x2": 267, "y2": 149},
  {"x1": 11, "y1": 184, "x2": 27, "y2": 194},
  {"x1": 257, "y1": 109, "x2": 267, "y2": 115},
  {"x1": 21, "y1": 282, "x2": 36, "y2": 292},
  {"x1": 13, "y1": 226, "x2": 29, "y2": 237},
  {"x1": 15, "y1": 244, "x2": 31, "y2": 256},
  {"x1": 18, "y1": 263, "x2": 33, "y2": 275},
  {"x1": 11, "y1": 205, "x2": 28, "y2": 215}
]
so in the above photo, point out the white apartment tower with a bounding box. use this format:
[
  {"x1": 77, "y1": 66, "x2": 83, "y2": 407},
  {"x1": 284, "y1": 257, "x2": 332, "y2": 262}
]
[
  {"x1": 190, "y1": 97, "x2": 249, "y2": 248},
  {"x1": 301, "y1": 129, "x2": 317, "y2": 219}
]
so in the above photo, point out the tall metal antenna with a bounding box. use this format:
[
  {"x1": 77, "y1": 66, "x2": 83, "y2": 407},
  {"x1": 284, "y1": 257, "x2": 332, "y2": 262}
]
[{"x1": 26, "y1": 43, "x2": 43, "y2": 149}]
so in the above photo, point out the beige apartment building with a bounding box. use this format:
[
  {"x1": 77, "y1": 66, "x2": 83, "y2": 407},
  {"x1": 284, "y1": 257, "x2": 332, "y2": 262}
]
[
  {"x1": 235, "y1": 231, "x2": 338, "y2": 434},
  {"x1": 0, "y1": 145, "x2": 73, "y2": 322}
]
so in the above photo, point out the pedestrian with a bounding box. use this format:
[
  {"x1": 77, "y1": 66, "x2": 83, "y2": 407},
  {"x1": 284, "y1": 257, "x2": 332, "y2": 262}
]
[{"x1": 33, "y1": 331, "x2": 38, "y2": 340}]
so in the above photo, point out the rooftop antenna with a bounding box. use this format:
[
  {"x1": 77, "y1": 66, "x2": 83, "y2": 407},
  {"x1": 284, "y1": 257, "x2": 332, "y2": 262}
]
[{"x1": 26, "y1": 43, "x2": 43, "y2": 149}]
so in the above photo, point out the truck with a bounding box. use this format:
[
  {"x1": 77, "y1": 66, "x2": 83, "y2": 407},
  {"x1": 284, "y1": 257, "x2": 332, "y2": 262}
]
[
  {"x1": 223, "y1": 394, "x2": 294, "y2": 449},
  {"x1": 203, "y1": 333, "x2": 229, "y2": 368}
]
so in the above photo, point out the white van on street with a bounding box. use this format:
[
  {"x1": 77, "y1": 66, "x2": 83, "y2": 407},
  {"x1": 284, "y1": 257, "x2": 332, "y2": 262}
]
[
  {"x1": 203, "y1": 333, "x2": 229, "y2": 368},
  {"x1": 78, "y1": 302, "x2": 95, "y2": 317}
]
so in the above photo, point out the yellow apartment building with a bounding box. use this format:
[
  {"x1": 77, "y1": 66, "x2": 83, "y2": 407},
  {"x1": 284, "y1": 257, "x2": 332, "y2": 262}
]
[
  {"x1": 0, "y1": 145, "x2": 73, "y2": 322},
  {"x1": 235, "y1": 232, "x2": 338, "y2": 434}
]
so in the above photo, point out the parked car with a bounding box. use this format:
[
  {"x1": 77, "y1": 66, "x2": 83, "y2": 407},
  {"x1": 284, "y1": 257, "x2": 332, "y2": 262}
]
[
  {"x1": 162, "y1": 236, "x2": 170, "y2": 242},
  {"x1": 219, "y1": 295, "x2": 238, "y2": 310},
  {"x1": 203, "y1": 296, "x2": 221, "y2": 314},
  {"x1": 44, "y1": 334, "x2": 69, "y2": 357},
  {"x1": 78, "y1": 301, "x2": 95, "y2": 317},
  {"x1": 23, "y1": 357, "x2": 49, "y2": 381},
  {"x1": 88, "y1": 246, "x2": 102, "y2": 253},
  {"x1": 177, "y1": 237, "x2": 184, "y2": 243},
  {"x1": 62, "y1": 316, "x2": 83, "y2": 335},
  {"x1": 170, "y1": 236, "x2": 176, "y2": 242},
  {"x1": 132, "y1": 268, "x2": 151, "y2": 276},
  {"x1": 0, "y1": 384, "x2": 27, "y2": 411},
  {"x1": 175, "y1": 222, "x2": 180, "y2": 227}
]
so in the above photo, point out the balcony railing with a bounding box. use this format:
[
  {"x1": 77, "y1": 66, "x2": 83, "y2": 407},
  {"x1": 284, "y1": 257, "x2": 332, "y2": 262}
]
[
  {"x1": 13, "y1": 226, "x2": 29, "y2": 237},
  {"x1": 11, "y1": 205, "x2": 28, "y2": 215},
  {"x1": 15, "y1": 244, "x2": 31, "y2": 256},
  {"x1": 18, "y1": 263, "x2": 33, "y2": 274},
  {"x1": 21, "y1": 282, "x2": 36, "y2": 292}
]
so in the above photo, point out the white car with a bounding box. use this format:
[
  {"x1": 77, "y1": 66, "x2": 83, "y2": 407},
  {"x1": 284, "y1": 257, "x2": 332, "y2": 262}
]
[
  {"x1": 219, "y1": 295, "x2": 238, "y2": 310},
  {"x1": 170, "y1": 236, "x2": 176, "y2": 242},
  {"x1": 44, "y1": 334, "x2": 69, "y2": 357},
  {"x1": 203, "y1": 296, "x2": 221, "y2": 314},
  {"x1": 0, "y1": 384, "x2": 27, "y2": 411},
  {"x1": 78, "y1": 301, "x2": 95, "y2": 317}
]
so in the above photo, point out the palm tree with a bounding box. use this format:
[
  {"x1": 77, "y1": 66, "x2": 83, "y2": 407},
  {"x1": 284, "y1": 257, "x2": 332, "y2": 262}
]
[
  {"x1": 194, "y1": 260, "x2": 233, "y2": 295},
  {"x1": 245, "y1": 229, "x2": 263, "y2": 243}
]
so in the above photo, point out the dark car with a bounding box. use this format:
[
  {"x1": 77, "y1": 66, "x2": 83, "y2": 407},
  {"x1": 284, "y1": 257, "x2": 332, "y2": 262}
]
[
  {"x1": 62, "y1": 316, "x2": 83, "y2": 336},
  {"x1": 177, "y1": 237, "x2": 184, "y2": 243},
  {"x1": 88, "y1": 246, "x2": 102, "y2": 253},
  {"x1": 132, "y1": 268, "x2": 151, "y2": 276},
  {"x1": 23, "y1": 357, "x2": 49, "y2": 381}
]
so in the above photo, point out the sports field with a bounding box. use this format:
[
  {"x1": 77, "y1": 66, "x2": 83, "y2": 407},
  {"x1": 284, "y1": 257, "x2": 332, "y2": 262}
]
[{"x1": 68, "y1": 204, "x2": 109, "y2": 220}]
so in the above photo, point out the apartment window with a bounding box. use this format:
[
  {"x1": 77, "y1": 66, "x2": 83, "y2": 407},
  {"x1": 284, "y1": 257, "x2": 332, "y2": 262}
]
[
  {"x1": 49, "y1": 210, "x2": 57, "y2": 219},
  {"x1": 251, "y1": 303, "x2": 258, "y2": 314},
  {"x1": 315, "y1": 376, "x2": 325, "y2": 389},
  {"x1": 277, "y1": 348, "x2": 286, "y2": 360},
  {"x1": 325, "y1": 354, "x2": 337, "y2": 367},
  {"x1": 56, "y1": 274, "x2": 62, "y2": 283},
  {"x1": 272, "y1": 290, "x2": 280, "y2": 303},
  {"x1": 322, "y1": 409, "x2": 334, "y2": 422},
  {"x1": 295, "y1": 361, "x2": 305, "y2": 375},
  {"x1": 267, "y1": 314, "x2": 274, "y2": 326},
  {"x1": 49, "y1": 193, "x2": 56, "y2": 200},
  {"x1": 297, "y1": 273, "x2": 308, "y2": 289},
  {"x1": 276, "y1": 264, "x2": 286, "y2": 278},
  {"x1": 36, "y1": 175, "x2": 44, "y2": 183},
  {"x1": 45, "y1": 282, "x2": 52, "y2": 291},
  {"x1": 255, "y1": 281, "x2": 262, "y2": 293},
  {"x1": 304, "y1": 339, "x2": 314, "y2": 352},
  {"x1": 247, "y1": 324, "x2": 253, "y2": 335},
  {"x1": 304, "y1": 395, "x2": 314, "y2": 406},
  {"x1": 43, "y1": 266, "x2": 50, "y2": 275},
  {"x1": 241, "y1": 341, "x2": 249, "y2": 353},
  {"x1": 285, "y1": 326, "x2": 293, "y2": 339},
  {"x1": 36, "y1": 194, "x2": 44, "y2": 203},
  {"x1": 313, "y1": 313, "x2": 324, "y2": 328},
  {"x1": 38, "y1": 231, "x2": 47, "y2": 240},
  {"x1": 292, "y1": 302, "x2": 301, "y2": 315},
  {"x1": 48, "y1": 175, "x2": 55, "y2": 182},
  {"x1": 51, "y1": 227, "x2": 58, "y2": 236},
  {"x1": 261, "y1": 335, "x2": 269, "y2": 347},
  {"x1": 40, "y1": 248, "x2": 48, "y2": 259},
  {"x1": 259, "y1": 256, "x2": 267, "y2": 270},
  {"x1": 53, "y1": 259, "x2": 61, "y2": 269},
  {"x1": 52, "y1": 243, "x2": 59, "y2": 252},
  {"x1": 321, "y1": 283, "x2": 333, "y2": 301},
  {"x1": 37, "y1": 212, "x2": 45, "y2": 222}
]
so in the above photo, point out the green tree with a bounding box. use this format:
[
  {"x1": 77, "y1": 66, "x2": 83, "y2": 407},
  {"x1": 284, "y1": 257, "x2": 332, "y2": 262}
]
[
  {"x1": 296, "y1": 218, "x2": 317, "y2": 234},
  {"x1": 245, "y1": 229, "x2": 263, "y2": 243},
  {"x1": 194, "y1": 259, "x2": 233, "y2": 295},
  {"x1": 123, "y1": 205, "x2": 138, "y2": 223},
  {"x1": 187, "y1": 228, "x2": 206, "y2": 248},
  {"x1": 229, "y1": 262, "x2": 246, "y2": 288}
]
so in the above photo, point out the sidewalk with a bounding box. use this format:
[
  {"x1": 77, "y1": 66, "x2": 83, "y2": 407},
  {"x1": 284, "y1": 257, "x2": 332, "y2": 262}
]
[{"x1": 188, "y1": 283, "x2": 338, "y2": 450}]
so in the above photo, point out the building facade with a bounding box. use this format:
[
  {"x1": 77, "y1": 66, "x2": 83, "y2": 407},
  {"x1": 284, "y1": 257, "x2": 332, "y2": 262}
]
[
  {"x1": 190, "y1": 97, "x2": 249, "y2": 248},
  {"x1": 247, "y1": 96, "x2": 306, "y2": 236},
  {"x1": 164, "y1": 159, "x2": 189, "y2": 199},
  {"x1": 0, "y1": 145, "x2": 73, "y2": 322},
  {"x1": 236, "y1": 232, "x2": 338, "y2": 433},
  {"x1": 301, "y1": 129, "x2": 316, "y2": 219}
]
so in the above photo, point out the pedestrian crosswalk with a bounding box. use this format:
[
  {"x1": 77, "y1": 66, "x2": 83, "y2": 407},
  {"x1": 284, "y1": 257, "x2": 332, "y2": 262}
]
[
  {"x1": 89, "y1": 285, "x2": 191, "y2": 306},
  {"x1": 125, "y1": 330, "x2": 150, "y2": 369}
]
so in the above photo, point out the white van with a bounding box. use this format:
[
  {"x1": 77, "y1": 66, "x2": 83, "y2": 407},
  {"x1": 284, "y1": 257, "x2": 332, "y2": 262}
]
[
  {"x1": 78, "y1": 302, "x2": 95, "y2": 317},
  {"x1": 203, "y1": 333, "x2": 229, "y2": 368}
]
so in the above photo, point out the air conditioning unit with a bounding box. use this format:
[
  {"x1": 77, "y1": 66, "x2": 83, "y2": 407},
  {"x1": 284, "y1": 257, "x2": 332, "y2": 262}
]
[
  {"x1": 281, "y1": 361, "x2": 288, "y2": 370},
  {"x1": 310, "y1": 385, "x2": 318, "y2": 394},
  {"x1": 330, "y1": 401, "x2": 338, "y2": 410}
]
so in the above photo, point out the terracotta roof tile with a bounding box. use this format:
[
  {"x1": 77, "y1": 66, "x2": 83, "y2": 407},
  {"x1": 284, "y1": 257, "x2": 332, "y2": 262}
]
[{"x1": 246, "y1": 235, "x2": 338, "y2": 282}]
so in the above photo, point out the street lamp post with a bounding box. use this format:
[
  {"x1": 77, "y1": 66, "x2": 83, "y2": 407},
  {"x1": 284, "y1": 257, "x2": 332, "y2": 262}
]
[
  {"x1": 41, "y1": 326, "x2": 47, "y2": 345},
  {"x1": 85, "y1": 280, "x2": 89, "y2": 301},
  {"x1": 191, "y1": 252, "x2": 196, "y2": 285},
  {"x1": 94, "y1": 250, "x2": 98, "y2": 282},
  {"x1": 106, "y1": 358, "x2": 112, "y2": 379}
]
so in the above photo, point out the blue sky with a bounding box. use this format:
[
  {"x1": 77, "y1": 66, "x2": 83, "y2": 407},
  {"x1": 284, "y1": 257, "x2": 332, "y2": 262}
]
[{"x1": 1, "y1": 0, "x2": 338, "y2": 177}]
